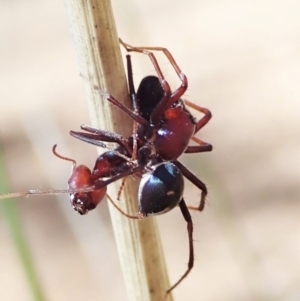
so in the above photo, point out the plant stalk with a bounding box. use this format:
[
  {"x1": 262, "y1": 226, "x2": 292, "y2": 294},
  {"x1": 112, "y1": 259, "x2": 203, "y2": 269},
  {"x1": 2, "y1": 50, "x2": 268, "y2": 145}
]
[{"x1": 63, "y1": 1, "x2": 173, "y2": 300}]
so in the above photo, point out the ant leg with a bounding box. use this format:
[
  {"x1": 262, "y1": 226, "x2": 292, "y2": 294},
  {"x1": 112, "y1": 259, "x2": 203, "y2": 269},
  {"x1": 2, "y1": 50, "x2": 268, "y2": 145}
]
[
  {"x1": 106, "y1": 194, "x2": 138, "y2": 219},
  {"x1": 185, "y1": 136, "x2": 212, "y2": 153},
  {"x1": 70, "y1": 127, "x2": 132, "y2": 154},
  {"x1": 80, "y1": 72, "x2": 153, "y2": 128},
  {"x1": 93, "y1": 165, "x2": 142, "y2": 190},
  {"x1": 119, "y1": 39, "x2": 187, "y2": 95},
  {"x1": 93, "y1": 164, "x2": 144, "y2": 191},
  {"x1": 117, "y1": 178, "x2": 126, "y2": 200},
  {"x1": 173, "y1": 160, "x2": 207, "y2": 211},
  {"x1": 115, "y1": 55, "x2": 140, "y2": 200},
  {"x1": 70, "y1": 131, "x2": 133, "y2": 164},
  {"x1": 69, "y1": 131, "x2": 113, "y2": 149},
  {"x1": 120, "y1": 40, "x2": 171, "y2": 96},
  {"x1": 120, "y1": 39, "x2": 187, "y2": 102},
  {"x1": 120, "y1": 39, "x2": 185, "y2": 124},
  {"x1": 185, "y1": 100, "x2": 212, "y2": 133},
  {"x1": 80, "y1": 125, "x2": 126, "y2": 140},
  {"x1": 125, "y1": 55, "x2": 139, "y2": 161},
  {"x1": 167, "y1": 199, "x2": 194, "y2": 293},
  {"x1": 81, "y1": 72, "x2": 150, "y2": 128},
  {"x1": 126, "y1": 54, "x2": 137, "y2": 107},
  {"x1": 106, "y1": 94, "x2": 150, "y2": 127},
  {"x1": 0, "y1": 189, "x2": 86, "y2": 200}
]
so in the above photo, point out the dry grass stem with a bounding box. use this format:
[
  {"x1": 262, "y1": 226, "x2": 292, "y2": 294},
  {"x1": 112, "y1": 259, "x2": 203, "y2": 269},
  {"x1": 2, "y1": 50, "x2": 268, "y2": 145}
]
[{"x1": 63, "y1": 0, "x2": 173, "y2": 300}]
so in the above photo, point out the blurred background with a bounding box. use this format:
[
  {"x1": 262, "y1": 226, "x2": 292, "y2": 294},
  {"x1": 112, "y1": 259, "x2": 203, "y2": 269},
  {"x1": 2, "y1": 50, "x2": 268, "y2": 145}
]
[{"x1": 0, "y1": 0, "x2": 299, "y2": 300}]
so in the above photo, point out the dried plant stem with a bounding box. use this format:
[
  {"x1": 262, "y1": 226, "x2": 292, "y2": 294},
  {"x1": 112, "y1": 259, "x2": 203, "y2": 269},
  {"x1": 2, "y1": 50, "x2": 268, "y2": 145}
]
[{"x1": 63, "y1": 1, "x2": 173, "y2": 300}]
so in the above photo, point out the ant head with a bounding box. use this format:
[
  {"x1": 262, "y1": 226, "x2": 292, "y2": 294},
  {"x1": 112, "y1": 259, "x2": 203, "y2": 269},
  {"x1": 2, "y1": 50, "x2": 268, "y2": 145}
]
[
  {"x1": 70, "y1": 192, "x2": 94, "y2": 215},
  {"x1": 52, "y1": 144, "x2": 107, "y2": 215},
  {"x1": 138, "y1": 162, "x2": 184, "y2": 217},
  {"x1": 68, "y1": 165, "x2": 107, "y2": 215},
  {"x1": 70, "y1": 188, "x2": 106, "y2": 215}
]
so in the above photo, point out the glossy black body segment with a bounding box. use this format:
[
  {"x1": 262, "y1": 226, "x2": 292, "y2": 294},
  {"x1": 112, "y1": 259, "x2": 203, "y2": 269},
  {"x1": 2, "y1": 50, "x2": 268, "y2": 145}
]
[{"x1": 138, "y1": 162, "x2": 184, "y2": 216}]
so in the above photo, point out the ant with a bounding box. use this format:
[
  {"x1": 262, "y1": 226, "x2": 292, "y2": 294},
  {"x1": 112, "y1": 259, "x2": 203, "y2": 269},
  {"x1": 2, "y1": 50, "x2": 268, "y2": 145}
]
[
  {"x1": 72, "y1": 39, "x2": 213, "y2": 211},
  {"x1": 0, "y1": 143, "x2": 137, "y2": 218},
  {"x1": 61, "y1": 132, "x2": 191, "y2": 293},
  {"x1": 69, "y1": 40, "x2": 213, "y2": 292}
]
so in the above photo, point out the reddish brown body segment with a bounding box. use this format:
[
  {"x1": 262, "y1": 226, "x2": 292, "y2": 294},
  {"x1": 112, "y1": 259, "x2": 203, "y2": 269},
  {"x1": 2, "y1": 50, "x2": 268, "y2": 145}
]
[
  {"x1": 154, "y1": 104, "x2": 196, "y2": 160},
  {"x1": 68, "y1": 165, "x2": 107, "y2": 213}
]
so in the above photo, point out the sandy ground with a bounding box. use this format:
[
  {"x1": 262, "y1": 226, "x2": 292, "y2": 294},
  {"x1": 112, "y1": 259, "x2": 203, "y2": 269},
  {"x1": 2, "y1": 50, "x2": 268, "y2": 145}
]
[{"x1": 0, "y1": 0, "x2": 299, "y2": 300}]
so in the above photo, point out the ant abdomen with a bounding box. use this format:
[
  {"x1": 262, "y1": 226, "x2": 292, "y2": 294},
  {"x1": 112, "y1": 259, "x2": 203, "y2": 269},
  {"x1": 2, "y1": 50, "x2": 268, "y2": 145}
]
[{"x1": 138, "y1": 162, "x2": 184, "y2": 218}]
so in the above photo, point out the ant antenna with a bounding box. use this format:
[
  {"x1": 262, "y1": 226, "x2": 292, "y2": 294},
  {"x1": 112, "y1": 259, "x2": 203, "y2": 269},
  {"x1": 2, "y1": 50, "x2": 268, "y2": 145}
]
[
  {"x1": 0, "y1": 145, "x2": 97, "y2": 201},
  {"x1": 0, "y1": 187, "x2": 95, "y2": 200},
  {"x1": 52, "y1": 144, "x2": 76, "y2": 168},
  {"x1": 106, "y1": 194, "x2": 138, "y2": 219}
]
